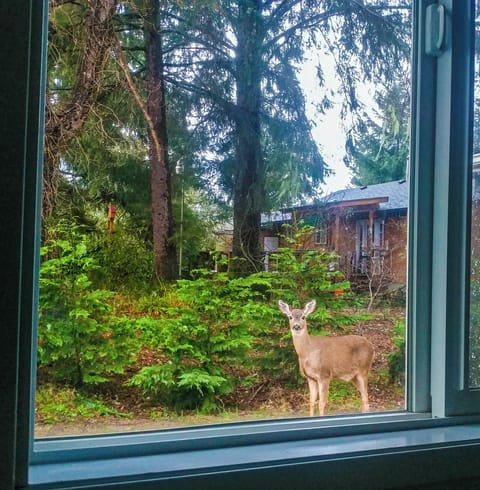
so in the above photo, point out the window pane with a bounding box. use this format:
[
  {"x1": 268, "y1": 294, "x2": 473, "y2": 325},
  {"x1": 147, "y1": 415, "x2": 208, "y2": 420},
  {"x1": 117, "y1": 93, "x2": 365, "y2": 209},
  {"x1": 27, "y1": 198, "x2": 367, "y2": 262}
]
[
  {"x1": 36, "y1": 1, "x2": 411, "y2": 437},
  {"x1": 470, "y1": 1, "x2": 480, "y2": 388}
]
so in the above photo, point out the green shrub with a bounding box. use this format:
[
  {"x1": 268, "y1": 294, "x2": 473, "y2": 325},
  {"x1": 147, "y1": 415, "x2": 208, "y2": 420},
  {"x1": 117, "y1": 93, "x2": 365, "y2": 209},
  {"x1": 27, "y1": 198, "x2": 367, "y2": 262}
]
[
  {"x1": 38, "y1": 226, "x2": 140, "y2": 386},
  {"x1": 36, "y1": 384, "x2": 127, "y2": 423},
  {"x1": 128, "y1": 229, "x2": 360, "y2": 410},
  {"x1": 128, "y1": 279, "x2": 254, "y2": 412},
  {"x1": 247, "y1": 228, "x2": 354, "y2": 384},
  {"x1": 470, "y1": 259, "x2": 480, "y2": 387},
  {"x1": 387, "y1": 318, "x2": 406, "y2": 385},
  {"x1": 90, "y1": 228, "x2": 154, "y2": 291}
]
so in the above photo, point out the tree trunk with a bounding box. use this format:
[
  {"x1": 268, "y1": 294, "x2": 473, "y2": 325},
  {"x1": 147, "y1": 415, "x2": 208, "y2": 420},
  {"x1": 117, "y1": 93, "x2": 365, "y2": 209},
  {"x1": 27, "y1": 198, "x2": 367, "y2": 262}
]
[
  {"x1": 144, "y1": 0, "x2": 177, "y2": 281},
  {"x1": 43, "y1": 0, "x2": 118, "y2": 218},
  {"x1": 231, "y1": 0, "x2": 265, "y2": 275}
]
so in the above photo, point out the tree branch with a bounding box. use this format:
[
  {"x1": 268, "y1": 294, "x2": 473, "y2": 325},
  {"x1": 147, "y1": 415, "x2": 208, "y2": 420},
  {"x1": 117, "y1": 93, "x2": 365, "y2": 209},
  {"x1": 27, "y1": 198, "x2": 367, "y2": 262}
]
[{"x1": 110, "y1": 33, "x2": 163, "y2": 165}]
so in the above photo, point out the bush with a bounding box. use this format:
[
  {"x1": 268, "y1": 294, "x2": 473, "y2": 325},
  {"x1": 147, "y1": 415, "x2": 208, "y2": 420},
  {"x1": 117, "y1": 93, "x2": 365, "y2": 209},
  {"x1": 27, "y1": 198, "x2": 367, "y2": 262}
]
[
  {"x1": 36, "y1": 384, "x2": 127, "y2": 424},
  {"x1": 247, "y1": 227, "x2": 355, "y2": 384},
  {"x1": 90, "y1": 227, "x2": 154, "y2": 292},
  {"x1": 470, "y1": 259, "x2": 480, "y2": 386},
  {"x1": 128, "y1": 273, "x2": 255, "y2": 412},
  {"x1": 38, "y1": 226, "x2": 140, "y2": 386},
  {"x1": 387, "y1": 318, "x2": 406, "y2": 386},
  {"x1": 128, "y1": 232, "x2": 360, "y2": 411}
]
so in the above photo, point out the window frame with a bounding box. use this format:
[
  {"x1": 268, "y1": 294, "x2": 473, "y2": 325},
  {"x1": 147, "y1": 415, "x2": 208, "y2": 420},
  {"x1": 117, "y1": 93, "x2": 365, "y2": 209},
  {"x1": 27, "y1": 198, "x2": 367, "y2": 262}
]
[
  {"x1": 6, "y1": 1, "x2": 480, "y2": 489},
  {"x1": 314, "y1": 216, "x2": 327, "y2": 245}
]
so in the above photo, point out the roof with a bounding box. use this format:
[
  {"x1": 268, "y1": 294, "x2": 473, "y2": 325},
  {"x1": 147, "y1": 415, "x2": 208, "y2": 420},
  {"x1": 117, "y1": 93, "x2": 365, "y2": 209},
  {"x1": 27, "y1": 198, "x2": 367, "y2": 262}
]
[
  {"x1": 325, "y1": 180, "x2": 408, "y2": 211},
  {"x1": 261, "y1": 180, "x2": 408, "y2": 225}
]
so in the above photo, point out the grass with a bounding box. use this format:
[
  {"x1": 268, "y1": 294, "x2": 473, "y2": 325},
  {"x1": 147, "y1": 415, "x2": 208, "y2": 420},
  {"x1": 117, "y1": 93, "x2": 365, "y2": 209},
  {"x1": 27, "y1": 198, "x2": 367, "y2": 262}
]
[{"x1": 36, "y1": 383, "x2": 129, "y2": 424}]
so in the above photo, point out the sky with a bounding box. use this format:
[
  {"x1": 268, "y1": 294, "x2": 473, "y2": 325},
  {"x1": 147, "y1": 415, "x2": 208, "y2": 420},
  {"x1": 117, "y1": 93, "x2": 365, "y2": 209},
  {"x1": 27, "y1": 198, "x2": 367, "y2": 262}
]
[
  {"x1": 310, "y1": 103, "x2": 353, "y2": 194},
  {"x1": 300, "y1": 51, "x2": 370, "y2": 195}
]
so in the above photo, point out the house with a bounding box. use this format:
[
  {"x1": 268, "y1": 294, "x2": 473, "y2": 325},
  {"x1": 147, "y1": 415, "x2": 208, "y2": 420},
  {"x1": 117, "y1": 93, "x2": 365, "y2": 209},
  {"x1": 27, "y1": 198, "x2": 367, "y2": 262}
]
[{"x1": 261, "y1": 180, "x2": 408, "y2": 285}]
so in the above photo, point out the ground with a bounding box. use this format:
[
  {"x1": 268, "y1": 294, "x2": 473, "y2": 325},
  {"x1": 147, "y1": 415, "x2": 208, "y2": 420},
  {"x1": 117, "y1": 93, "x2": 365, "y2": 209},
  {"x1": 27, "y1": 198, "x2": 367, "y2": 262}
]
[{"x1": 35, "y1": 307, "x2": 405, "y2": 438}]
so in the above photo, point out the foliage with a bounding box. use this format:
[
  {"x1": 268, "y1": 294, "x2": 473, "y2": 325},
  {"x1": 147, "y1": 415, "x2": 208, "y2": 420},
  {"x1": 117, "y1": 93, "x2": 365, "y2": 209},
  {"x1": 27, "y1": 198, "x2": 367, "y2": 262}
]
[
  {"x1": 45, "y1": 0, "x2": 412, "y2": 277},
  {"x1": 347, "y1": 81, "x2": 410, "y2": 186},
  {"x1": 36, "y1": 384, "x2": 128, "y2": 424},
  {"x1": 128, "y1": 274, "x2": 256, "y2": 412},
  {"x1": 387, "y1": 318, "x2": 406, "y2": 386},
  {"x1": 267, "y1": 226, "x2": 349, "y2": 305},
  {"x1": 37, "y1": 224, "x2": 140, "y2": 386},
  {"x1": 163, "y1": 1, "x2": 410, "y2": 269},
  {"x1": 35, "y1": 221, "x2": 398, "y2": 418},
  {"x1": 129, "y1": 227, "x2": 359, "y2": 410},
  {"x1": 470, "y1": 259, "x2": 480, "y2": 387},
  {"x1": 252, "y1": 228, "x2": 355, "y2": 384},
  {"x1": 36, "y1": 0, "x2": 412, "y2": 420},
  {"x1": 90, "y1": 226, "x2": 154, "y2": 291}
]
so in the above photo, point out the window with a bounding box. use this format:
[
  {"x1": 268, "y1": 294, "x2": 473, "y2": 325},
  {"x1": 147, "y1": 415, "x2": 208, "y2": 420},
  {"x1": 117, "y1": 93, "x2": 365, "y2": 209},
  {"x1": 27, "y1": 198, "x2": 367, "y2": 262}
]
[
  {"x1": 6, "y1": 1, "x2": 480, "y2": 489},
  {"x1": 36, "y1": 0, "x2": 410, "y2": 437},
  {"x1": 470, "y1": 3, "x2": 480, "y2": 389},
  {"x1": 263, "y1": 236, "x2": 279, "y2": 252},
  {"x1": 314, "y1": 218, "x2": 327, "y2": 245}
]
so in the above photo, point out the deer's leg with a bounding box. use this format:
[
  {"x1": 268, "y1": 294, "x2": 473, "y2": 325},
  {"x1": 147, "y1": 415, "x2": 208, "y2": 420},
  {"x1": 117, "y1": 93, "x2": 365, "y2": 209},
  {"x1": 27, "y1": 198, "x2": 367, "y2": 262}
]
[
  {"x1": 307, "y1": 377, "x2": 318, "y2": 416},
  {"x1": 354, "y1": 374, "x2": 370, "y2": 412},
  {"x1": 318, "y1": 378, "x2": 330, "y2": 416}
]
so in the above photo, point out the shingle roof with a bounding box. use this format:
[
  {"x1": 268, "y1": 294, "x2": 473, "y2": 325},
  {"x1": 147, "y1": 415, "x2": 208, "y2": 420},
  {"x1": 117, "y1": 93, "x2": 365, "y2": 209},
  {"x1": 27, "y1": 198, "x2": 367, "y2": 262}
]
[
  {"x1": 261, "y1": 180, "x2": 408, "y2": 224},
  {"x1": 325, "y1": 179, "x2": 408, "y2": 211}
]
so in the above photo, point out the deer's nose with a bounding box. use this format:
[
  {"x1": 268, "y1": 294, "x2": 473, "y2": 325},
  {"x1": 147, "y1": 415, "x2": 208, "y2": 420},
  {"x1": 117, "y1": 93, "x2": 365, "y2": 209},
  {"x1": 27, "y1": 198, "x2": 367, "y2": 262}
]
[{"x1": 292, "y1": 323, "x2": 301, "y2": 331}]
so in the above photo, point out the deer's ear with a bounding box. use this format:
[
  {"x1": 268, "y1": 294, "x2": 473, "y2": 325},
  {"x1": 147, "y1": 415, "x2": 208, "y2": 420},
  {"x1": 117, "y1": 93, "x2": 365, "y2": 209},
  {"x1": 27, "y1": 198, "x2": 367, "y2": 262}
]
[
  {"x1": 278, "y1": 300, "x2": 290, "y2": 315},
  {"x1": 304, "y1": 299, "x2": 316, "y2": 316}
]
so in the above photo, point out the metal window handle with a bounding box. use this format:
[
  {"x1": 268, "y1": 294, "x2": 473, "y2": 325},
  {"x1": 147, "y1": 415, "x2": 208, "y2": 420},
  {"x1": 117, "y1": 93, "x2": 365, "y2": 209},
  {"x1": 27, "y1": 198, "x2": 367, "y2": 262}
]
[
  {"x1": 435, "y1": 4, "x2": 445, "y2": 51},
  {"x1": 426, "y1": 3, "x2": 446, "y2": 57}
]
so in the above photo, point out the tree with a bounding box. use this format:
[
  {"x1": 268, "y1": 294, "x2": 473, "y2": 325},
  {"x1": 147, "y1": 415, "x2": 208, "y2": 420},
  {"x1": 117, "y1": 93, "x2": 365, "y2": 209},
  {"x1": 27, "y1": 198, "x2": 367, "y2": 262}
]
[
  {"x1": 160, "y1": 0, "x2": 411, "y2": 274},
  {"x1": 143, "y1": 0, "x2": 177, "y2": 280},
  {"x1": 45, "y1": 0, "x2": 180, "y2": 280},
  {"x1": 346, "y1": 80, "x2": 410, "y2": 186},
  {"x1": 44, "y1": 0, "x2": 411, "y2": 279},
  {"x1": 44, "y1": 0, "x2": 118, "y2": 217}
]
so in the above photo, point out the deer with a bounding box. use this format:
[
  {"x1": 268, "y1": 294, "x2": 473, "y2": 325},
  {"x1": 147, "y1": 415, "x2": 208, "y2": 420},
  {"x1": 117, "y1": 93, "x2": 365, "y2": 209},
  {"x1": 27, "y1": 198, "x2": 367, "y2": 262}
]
[{"x1": 278, "y1": 299, "x2": 374, "y2": 416}]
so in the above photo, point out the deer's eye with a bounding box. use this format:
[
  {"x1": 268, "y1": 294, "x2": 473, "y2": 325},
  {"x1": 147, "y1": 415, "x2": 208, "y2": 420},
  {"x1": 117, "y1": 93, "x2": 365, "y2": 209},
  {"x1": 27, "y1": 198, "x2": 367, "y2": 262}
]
[
  {"x1": 301, "y1": 316, "x2": 305, "y2": 320},
  {"x1": 289, "y1": 316, "x2": 293, "y2": 320}
]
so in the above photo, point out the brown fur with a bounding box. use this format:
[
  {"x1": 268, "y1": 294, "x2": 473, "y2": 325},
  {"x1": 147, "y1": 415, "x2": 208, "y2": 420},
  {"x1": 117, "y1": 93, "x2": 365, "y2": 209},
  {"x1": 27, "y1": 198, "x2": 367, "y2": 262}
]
[{"x1": 278, "y1": 300, "x2": 374, "y2": 416}]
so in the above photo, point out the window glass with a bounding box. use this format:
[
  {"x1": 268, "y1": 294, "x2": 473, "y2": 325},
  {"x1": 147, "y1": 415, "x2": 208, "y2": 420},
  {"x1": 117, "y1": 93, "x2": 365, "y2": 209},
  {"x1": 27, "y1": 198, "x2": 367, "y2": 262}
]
[
  {"x1": 314, "y1": 217, "x2": 327, "y2": 245},
  {"x1": 470, "y1": 0, "x2": 480, "y2": 388},
  {"x1": 35, "y1": 1, "x2": 411, "y2": 438}
]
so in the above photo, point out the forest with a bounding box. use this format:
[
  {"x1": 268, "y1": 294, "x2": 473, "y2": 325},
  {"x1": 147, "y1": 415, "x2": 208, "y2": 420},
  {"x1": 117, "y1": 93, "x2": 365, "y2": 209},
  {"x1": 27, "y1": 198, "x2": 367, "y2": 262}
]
[{"x1": 36, "y1": 0, "x2": 411, "y2": 435}]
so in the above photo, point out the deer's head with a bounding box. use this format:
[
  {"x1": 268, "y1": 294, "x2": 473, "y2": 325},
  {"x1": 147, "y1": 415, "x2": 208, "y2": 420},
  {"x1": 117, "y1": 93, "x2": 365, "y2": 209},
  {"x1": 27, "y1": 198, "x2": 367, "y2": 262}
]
[{"x1": 278, "y1": 300, "x2": 316, "y2": 334}]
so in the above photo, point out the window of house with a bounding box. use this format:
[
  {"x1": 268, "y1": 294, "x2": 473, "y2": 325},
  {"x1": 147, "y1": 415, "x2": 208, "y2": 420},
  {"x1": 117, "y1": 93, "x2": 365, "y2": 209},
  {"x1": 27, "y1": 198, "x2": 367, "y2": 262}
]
[
  {"x1": 314, "y1": 218, "x2": 327, "y2": 245},
  {"x1": 374, "y1": 219, "x2": 385, "y2": 248},
  {"x1": 356, "y1": 218, "x2": 385, "y2": 249},
  {"x1": 7, "y1": 2, "x2": 480, "y2": 489}
]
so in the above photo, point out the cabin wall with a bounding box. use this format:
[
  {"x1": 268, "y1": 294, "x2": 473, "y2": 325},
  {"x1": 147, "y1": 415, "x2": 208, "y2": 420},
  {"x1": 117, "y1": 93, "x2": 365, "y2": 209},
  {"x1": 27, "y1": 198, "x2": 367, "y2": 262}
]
[{"x1": 260, "y1": 211, "x2": 408, "y2": 286}]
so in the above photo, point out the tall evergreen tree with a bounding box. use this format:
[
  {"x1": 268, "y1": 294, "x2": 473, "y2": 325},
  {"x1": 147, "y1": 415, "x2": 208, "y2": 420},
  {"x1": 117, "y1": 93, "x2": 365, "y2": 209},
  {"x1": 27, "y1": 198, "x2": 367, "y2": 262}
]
[
  {"x1": 44, "y1": 0, "x2": 411, "y2": 278},
  {"x1": 144, "y1": 0, "x2": 177, "y2": 280},
  {"x1": 161, "y1": 0, "x2": 411, "y2": 274},
  {"x1": 45, "y1": 0, "x2": 181, "y2": 280},
  {"x1": 44, "y1": 0, "x2": 118, "y2": 218},
  {"x1": 347, "y1": 80, "x2": 410, "y2": 186}
]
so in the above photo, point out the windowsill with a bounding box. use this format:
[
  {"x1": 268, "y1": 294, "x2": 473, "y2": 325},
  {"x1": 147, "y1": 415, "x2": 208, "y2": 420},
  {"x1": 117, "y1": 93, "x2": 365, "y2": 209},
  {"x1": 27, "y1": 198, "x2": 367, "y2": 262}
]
[{"x1": 29, "y1": 414, "x2": 480, "y2": 489}]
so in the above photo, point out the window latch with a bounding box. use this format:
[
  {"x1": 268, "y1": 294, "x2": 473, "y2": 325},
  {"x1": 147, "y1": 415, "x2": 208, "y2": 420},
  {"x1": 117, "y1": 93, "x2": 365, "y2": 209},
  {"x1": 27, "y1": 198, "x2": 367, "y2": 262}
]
[{"x1": 425, "y1": 3, "x2": 446, "y2": 57}]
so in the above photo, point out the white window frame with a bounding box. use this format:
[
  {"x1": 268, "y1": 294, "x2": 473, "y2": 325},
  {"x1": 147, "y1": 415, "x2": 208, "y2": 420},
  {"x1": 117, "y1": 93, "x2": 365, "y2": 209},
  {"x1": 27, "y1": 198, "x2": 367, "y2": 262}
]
[{"x1": 5, "y1": 1, "x2": 480, "y2": 489}]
